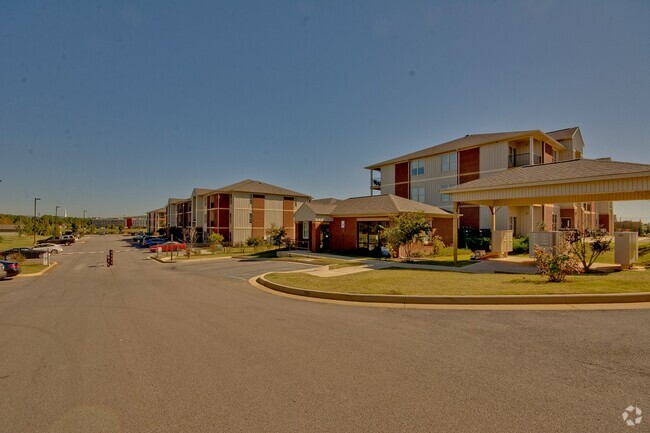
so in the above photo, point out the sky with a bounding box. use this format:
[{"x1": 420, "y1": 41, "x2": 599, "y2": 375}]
[{"x1": 1, "y1": 0, "x2": 649, "y2": 220}]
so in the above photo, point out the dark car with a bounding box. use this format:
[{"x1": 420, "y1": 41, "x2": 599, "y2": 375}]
[
  {"x1": 0, "y1": 260, "x2": 22, "y2": 278},
  {"x1": 0, "y1": 248, "x2": 44, "y2": 260}
]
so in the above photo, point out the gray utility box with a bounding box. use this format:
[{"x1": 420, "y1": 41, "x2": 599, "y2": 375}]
[
  {"x1": 528, "y1": 231, "x2": 563, "y2": 257},
  {"x1": 492, "y1": 230, "x2": 514, "y2": 257},
  {"x1": 614, "y1": 232, "x2": 638, "y2": 269}
]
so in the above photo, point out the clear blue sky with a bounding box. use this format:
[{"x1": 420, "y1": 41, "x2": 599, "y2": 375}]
[{"x1": 1, "y1": 0, "x2": 649, "y2": 220}]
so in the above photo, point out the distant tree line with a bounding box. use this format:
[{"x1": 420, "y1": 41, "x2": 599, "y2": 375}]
[{"x1": 0, "y1": 213, "x2": 97, "y2": 237}]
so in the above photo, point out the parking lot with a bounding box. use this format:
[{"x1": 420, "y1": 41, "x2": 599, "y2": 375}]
[{"x1": 0, "y1": 235, "x2": 648, "y2": 433}]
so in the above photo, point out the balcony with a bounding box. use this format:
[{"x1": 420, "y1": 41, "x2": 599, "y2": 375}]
[{"x1": 508, "y1": 153, "x2": 542, "y2": 168}]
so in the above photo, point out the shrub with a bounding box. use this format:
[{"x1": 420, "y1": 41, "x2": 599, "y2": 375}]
[
  {"x1": 534, "y1": 245, "x2": 582, "y2": 282},
  {"x1": 265, "y1": 224, "x2": 287, "y2": 247},
  {"x1": 465, "y1": 237, "x2": 491, "y2": 252},
  {"x1": 246, "y1": 237, "x2": 265, "y2": 247},
  {"x1": 208, "y1": 233, "x2": 224, "y2": 245},
  {"x1": 512, "y1": 236, "x2": 529, "y2": 254},
  {"x1": 430, "y1": 235, "x2": 445, "y2": 255}
]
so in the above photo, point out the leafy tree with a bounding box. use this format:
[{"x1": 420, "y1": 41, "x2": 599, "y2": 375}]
[
  {"x1": 381, "y1": 211, "x2": 431, "y2": 262},
  {"x1": 265, "y1": 224, "x2": 287, "y2": 247},
  {"x1": 246, "y1": 236, "x2": 265, "y2": 250},
  {"x1": 208, "y1": 233, "x2": 224, "y2": 254},
  {"x1": 564, "y1": 227, "x2": 612, "y2": 272}
]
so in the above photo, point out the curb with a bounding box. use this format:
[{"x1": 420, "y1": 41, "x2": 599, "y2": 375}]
[
  {"x1": 256, "y1": 273, "x2": 650, "y2": 305},
  {"x1": 149, "y1": 255, "x2": 233, "y2": 263},
  {"x1": 17, "y1": 261, "x2": 58, "y2": 278}
]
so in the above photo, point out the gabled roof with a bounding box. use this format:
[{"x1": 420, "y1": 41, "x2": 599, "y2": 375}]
[
  {"x1": 298, "y1": 194, "x2": 453, "y2": 219},
  {"x1": 167, "y1": 198, "x2": 188, "y2": 205},
  {"x1": 365, "y1": 130, "x2": 565, "y2": 170},
  {"x1": 311, "y1": 198, "x2": 339, "y2": 205},
  {"x1": 191, "y1": 188, "x2": 213, "y2": 196},
  {"x1": 215, "y1": 179, "x2": 310, "y2": 198},
  {"x1": 444, "y1": 159, "x2": 650, "y2": 193},
  {"x1": 150, "y1": 207, "x2": 166, "y2": 213},
  {"x1": 545, "y1": 127, "x2": 579, "y2": 141}
]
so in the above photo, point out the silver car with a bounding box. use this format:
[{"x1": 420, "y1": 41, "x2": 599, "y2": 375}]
[{"x1": 32, "y1": 243, "x2": 64, "y2": 254}]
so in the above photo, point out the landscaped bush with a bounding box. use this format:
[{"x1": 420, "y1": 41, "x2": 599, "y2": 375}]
[
  {"x1": 430, "y1": 235, "x2": 445, "y2": 255},
  {"x1": 534, "y1": 245, "x2": 582, "y2": 282},
  {"x1": 246, "y1": 237, "x2": 264, "y2": 247},
  {"x1": 513, "y1": 236, "x2": 529, "y2": 254}
]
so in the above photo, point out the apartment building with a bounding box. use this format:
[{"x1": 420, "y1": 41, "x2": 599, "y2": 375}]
[
  {"x1": 366, "y1": 127, "x2": 613, "y2": 236},
  {"x1": 159, "y1": 179, "x2": 310, "y2": 244},
  {"x1": 146, "y1": 207, "x2": 167, "y2": 234}
]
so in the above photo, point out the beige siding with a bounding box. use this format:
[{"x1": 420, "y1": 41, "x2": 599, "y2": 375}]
[
  {"x1": 264, "y1": 195, "x2": 285, "y2": 229},
  {"x1": 232, "y1": 193, "x2": 252, "y2": 244},
  {"x1": 479, "y1": 141, "x2": 508, "y2": 177},
  {"x1": 380, "y1": 165, "x2": 395, "y2": 195},
  {"x1": 479, "y1": 205, "x2": 509, "y2": 230}
]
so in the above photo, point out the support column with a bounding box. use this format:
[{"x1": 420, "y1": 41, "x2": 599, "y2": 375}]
[
  {"x1": 370, "y1": 169, "x2": 374, "y2": 196},
  {"x1": 453, "y1": 202, "x2": 459, "y2": 264},
  {"x1": 489, "y1": 206, "x2": 496, "y2": 252},
  {"x1": 529, "y1": 136, "x2": 535, "y2": 165}
]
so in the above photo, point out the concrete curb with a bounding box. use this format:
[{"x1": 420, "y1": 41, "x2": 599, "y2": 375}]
[
  {"x1": 150, "y1": 255, "x2": 233, "y2": 263},
  {"x1": 17, "y1": 262, "x2": 58, "y2": 278},
  {"x1": 256, "y1": 273, "x2": 650, "y2": 305}
]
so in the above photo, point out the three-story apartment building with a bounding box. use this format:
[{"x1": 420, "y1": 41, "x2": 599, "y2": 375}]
[{"x1": 366, "y1": 127, "x2": 613, "y2": 236}]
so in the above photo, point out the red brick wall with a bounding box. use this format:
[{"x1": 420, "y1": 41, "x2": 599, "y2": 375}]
[
  {"x1": 432, "y1": 217, "x2": 453, "y2": 245},
  {"x1": 252, "y1": 195, "x2": 265, "y2": 238},
  {"x1": 330, "y1": 217, "x2": 358, "y2": 251},
  {"x1": 459, "y1": 205, "x2": 480, "y2": 229},
  {"x1": 394, "y1": 162, "x2": 409, "y2": 198},
  {"x1": 544, "y1": 143, "x2": 553, "y2": 163},
  {"x1": 459, "y1": 148, "x2": 479, "y2": 184}
]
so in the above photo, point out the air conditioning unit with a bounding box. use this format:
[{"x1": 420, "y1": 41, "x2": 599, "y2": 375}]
[{"x1": 614, "y1": 232, "x2": 638, "y2": 269}]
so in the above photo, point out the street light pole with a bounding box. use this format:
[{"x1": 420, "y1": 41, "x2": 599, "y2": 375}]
[{"x1": 33, "y1": 197, "x2": 41, "y2": 245}]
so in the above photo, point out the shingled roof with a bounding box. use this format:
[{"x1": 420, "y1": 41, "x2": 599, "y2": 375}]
[
  {"x1": 215, "y1": 179, "x2": 310, "y2": 198},
  {"x1": 365, "y1": 130, "x2": 565, "y2": 170},
  {"x1": 445, "y1": 159, "x2": 650, "y2": 193},
  {"x1": 298, "y1": 194, "x2": 452, "y2": 218},
  {"x1": 545, "y1": 127, "x2": 579, "y2": 142}
]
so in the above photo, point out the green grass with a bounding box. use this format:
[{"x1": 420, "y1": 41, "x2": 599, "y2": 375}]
[
  {"x1": 265, "y1": 268, "x2": 650, "y2": 296},
  {"x1": 0, "y1": 235, "x2": 48, "y2": 251},
  {"x1": 593, "y1": 239, "x2": 650, "y2": 266},
  {"x1": 20, "y1": 264, "x2": 49, "y2": 275},
  {"x1": 409, "y1": 254, "x2": 473, "y2": 267}
]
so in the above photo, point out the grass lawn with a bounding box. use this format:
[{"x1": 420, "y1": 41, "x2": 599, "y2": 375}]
[
  {"x1": 265, "y1": 268, "x2": 650, "y2": 296},
  {"x1": 594, "y1": 238, "x2": 650, "y2": 266},
  {"x1": 409, "y1": 254, "x2": 474, "y2": 267},
  {"x1": 20, "y1": 264, "x2": 49, "y2": 275},
  {"x1": 0, "y1": 235, "x2": 48, "y2": 251}
]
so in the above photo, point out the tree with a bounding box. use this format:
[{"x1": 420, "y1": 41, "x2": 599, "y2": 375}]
[
  {"x1": 208, "y1": 233, "x2": 224, "y2": 254},
  {"x1": 381, "y1": 211, "x2": 431, "y2": 262},
  {"x1": 15, "y1": 220, "x2": 27, "y2": 238},
  {"x1": 183, "y1": 227, "x2": 198, "y2": 257},
  {"x1": 265, "y1": 224, "x2": 287, "y2": 247},
  {"x1": 564, "y1": 227, "x2": 612, "y2": 272}
]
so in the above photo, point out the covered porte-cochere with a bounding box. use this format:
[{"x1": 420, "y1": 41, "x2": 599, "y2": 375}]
[{"x1": 444, "y1": 159, "x2": 650, "y2": 263}]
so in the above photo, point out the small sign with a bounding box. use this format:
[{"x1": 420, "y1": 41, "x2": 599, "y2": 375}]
[{"x1": 340, "y1": 221, "x2": 345, "y2": 229}]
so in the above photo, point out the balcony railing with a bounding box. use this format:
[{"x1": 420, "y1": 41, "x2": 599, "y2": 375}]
[
  {"x1": 371, "y1": 178, "x2": 381, "y2": 189},
  {"x1": 508, "y1": 153, "x2": 542, "y2": 168}
]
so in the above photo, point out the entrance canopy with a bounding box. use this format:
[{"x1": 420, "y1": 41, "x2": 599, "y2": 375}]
[
  {"x1": 444, "y1": 159, "x2": 650, "y2": 206},
  {"x1": 444, "y1": 158, "x2": 650, "y2": 262}
]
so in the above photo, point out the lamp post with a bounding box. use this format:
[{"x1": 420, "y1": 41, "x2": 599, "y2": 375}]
[
  {"x1": 55, "y1": 205, "x2": 61, "y2": 236},
  {"x1": 33, "y1": 198, "x2": 41, "y2": 245}
]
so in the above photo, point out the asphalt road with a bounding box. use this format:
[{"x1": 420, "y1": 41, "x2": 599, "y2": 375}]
[{"x1": 0, "y1": 235, "x2": 647, "y2": 433}]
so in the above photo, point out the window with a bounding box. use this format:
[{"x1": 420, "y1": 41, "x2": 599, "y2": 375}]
[
  {"x1": 248, "y1": 213, "x2": 252, "y2": 224},
  {"x1": 302, "y1": 222, "x2": 309, "y2": 239},
  {"x1": 441, "y1": 152, "x2": 457, "y2": 172},
  {"x1": 411, "y1": 160, "x2": 424, "y2": 176},
  {"x1": 411, "y1": 186, "x2": 425, "y2": 203},
  {"x1": 440, "y1": 184, "x2": 452, "y2": 202},
  {"x1": 357, "y1": 221, "x2": 383, "y2": 250},
  {"x1": 552, "y1": 214, "x2": 558, "y2": 231}
]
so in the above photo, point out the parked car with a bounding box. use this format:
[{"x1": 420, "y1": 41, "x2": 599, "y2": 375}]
[
  {"x1": 37, "y1": 235, "x2": 75, "y2": 246},
  {"x1": 143, "y1": 238, "x2": 169, "y2": 247},
  {"x1": 149, "y1": 241, "x2": 186, "y2": 252},
  {"x1": 0, "y1": 260, "x2": 22, "y2": 278},
  {"x1": 0, "y1": 248, "x2": 44, "y2": 260},
  {"x1": 32, "y1": 243, "x2": 64, "y2": 254}
]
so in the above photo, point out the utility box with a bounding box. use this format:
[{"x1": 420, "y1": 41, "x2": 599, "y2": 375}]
[
  {"x1": 614, "y1": 232, "x2": 638, "y2": 269},
  {"x1": 529, "y1": 231, "x2": 563, "y2": 256},
  {"x1": 492, "y1": 230, "x2": 513, "y2": 257}
]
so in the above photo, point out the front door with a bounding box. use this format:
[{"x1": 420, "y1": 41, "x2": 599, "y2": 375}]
[{"x1": 320, "y1": 224, "x2": 330, "y2": 251}]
